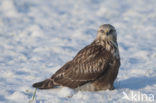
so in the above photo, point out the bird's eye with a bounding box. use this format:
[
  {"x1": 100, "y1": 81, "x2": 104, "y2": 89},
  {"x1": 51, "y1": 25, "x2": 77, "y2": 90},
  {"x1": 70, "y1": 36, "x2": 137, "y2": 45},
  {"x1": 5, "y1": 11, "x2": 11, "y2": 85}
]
[
  {"x1": 100, "y1": 30, "x2": 104, "y2": 33},
  {"x1": 109, "y1": 29, "x2": 113, "y2": 33}
]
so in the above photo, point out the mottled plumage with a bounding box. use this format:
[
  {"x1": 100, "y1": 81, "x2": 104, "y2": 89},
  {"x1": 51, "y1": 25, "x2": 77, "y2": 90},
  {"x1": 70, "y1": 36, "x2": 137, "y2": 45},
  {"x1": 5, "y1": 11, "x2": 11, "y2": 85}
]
[{"x1": 32, "y1": 24, "x2": 120, "y2": 91}]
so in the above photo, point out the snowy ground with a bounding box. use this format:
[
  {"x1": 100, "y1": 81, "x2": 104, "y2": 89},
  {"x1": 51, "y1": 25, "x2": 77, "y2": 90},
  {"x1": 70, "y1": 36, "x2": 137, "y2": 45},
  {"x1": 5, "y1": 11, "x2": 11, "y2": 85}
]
[{"x1": 0, "y1": 0, "x2": 156, "y2": 103}]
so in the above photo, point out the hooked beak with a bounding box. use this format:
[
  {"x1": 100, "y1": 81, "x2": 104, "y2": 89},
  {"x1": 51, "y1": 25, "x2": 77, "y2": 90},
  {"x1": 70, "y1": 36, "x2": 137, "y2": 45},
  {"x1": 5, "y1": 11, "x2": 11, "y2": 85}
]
[
  {"x1": 105, "y1": 29, "x2": 110, "y2": 35},
  {"x1": 106, "y1": 32, "x2": 109, "y2": 35}
]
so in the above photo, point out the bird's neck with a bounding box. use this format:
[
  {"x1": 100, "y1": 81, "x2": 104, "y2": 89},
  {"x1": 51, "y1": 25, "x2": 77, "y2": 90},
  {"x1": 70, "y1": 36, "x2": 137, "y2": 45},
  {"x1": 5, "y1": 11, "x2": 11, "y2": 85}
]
[
  {"x1": 94, "y1": 39, "x2": 120, "y2": 59},
  {"x1": 94, "y1": 39, "x2": 117, "y2": 47}
]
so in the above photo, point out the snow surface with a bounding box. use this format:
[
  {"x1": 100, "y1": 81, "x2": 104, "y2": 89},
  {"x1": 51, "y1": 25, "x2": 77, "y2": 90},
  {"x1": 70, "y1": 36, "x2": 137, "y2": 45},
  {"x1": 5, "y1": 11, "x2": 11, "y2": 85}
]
[{"x1": 0, "y1": 0, "x2": 156, "y2": 103}]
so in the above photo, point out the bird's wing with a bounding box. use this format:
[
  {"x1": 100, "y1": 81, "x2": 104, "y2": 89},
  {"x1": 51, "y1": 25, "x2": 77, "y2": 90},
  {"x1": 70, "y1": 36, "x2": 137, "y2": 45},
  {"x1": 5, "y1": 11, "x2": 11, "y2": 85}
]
[{"x1": 51, "y1": 43, "x2": 113, "y2": 88}]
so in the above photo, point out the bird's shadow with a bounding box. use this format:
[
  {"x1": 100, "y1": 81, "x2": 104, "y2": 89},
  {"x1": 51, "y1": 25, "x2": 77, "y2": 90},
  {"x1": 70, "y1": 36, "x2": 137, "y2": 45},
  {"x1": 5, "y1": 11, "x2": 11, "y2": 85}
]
[{"x1": 116, "y1": 76, "x2": 156, "y2": 90}]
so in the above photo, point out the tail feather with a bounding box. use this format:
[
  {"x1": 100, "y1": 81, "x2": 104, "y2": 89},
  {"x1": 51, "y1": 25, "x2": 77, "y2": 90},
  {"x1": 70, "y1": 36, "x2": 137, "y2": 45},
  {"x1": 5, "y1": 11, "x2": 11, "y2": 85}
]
[{"x1": 32, "y1": 79, "x2": 55, "y2": 89}]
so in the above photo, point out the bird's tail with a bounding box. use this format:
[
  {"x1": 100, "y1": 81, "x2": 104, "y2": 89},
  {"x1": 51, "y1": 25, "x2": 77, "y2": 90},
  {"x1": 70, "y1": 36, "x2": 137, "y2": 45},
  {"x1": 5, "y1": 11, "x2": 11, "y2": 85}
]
[{"x1": 32, "y1": 79, "x2": 55, "y2": 89}]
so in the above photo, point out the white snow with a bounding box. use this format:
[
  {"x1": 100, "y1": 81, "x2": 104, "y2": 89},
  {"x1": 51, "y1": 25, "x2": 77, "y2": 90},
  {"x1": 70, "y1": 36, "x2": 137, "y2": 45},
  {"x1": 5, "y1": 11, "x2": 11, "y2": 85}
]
[{"x1": 0, "y1": 0, "x2": 156, "y2": 103}]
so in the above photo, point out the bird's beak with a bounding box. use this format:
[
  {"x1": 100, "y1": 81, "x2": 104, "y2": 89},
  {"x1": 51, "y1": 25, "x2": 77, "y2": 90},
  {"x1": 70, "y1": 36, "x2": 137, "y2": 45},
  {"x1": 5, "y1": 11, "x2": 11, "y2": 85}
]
[
  {"x1": 105, "y1": 29, "x2": 109, "y2": 35},
  {"x1": 106, "y1": 32, "x2": 109, "y2": 35}
]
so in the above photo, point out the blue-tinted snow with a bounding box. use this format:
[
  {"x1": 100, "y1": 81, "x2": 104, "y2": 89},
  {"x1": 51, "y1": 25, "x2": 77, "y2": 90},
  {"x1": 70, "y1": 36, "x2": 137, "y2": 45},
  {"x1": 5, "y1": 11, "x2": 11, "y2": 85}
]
[{"x1": 0, "y1": 0, "x2": 156, "y2": 103}]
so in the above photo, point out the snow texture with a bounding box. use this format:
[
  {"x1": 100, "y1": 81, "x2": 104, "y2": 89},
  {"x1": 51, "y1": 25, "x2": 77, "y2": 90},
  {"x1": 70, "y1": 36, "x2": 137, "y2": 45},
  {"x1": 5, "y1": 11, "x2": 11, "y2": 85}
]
[{"x1": 0, "y1": 0, "x2": 156, "y2": 103}]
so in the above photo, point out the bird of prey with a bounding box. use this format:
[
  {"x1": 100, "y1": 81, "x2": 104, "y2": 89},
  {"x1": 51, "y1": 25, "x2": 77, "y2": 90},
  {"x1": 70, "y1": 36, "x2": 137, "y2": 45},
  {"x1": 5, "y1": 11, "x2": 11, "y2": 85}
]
[{"x1": 32, "y1": 24, "x2": 120, "y2": 91}]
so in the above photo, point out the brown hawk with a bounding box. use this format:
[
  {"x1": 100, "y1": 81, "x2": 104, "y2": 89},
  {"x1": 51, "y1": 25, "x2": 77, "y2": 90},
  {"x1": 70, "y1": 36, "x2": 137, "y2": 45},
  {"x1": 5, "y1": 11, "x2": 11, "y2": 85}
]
[{"x1": 32, "y1": 24, "x2": 120, "y2": 91}]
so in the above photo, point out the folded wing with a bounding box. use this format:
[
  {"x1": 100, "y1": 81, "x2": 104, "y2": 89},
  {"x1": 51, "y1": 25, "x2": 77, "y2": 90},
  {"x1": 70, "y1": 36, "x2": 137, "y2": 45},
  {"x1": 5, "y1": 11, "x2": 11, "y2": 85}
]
[{"x1": 52, "y1": 43, "x2": 113, "y2": 88}]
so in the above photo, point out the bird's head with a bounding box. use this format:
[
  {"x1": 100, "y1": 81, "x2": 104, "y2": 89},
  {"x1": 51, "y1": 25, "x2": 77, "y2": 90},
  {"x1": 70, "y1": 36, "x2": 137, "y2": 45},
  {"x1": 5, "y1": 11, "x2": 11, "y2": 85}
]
[{"x1": 96, "y1": 24, "x2": 117, "y2": 42}]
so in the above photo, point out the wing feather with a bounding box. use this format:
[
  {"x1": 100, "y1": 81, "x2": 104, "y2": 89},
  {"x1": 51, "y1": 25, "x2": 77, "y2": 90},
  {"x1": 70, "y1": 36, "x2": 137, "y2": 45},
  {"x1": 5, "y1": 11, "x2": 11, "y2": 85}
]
[{"x1": 51, "y1": 42, "x2": 113, "y2": 88}]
